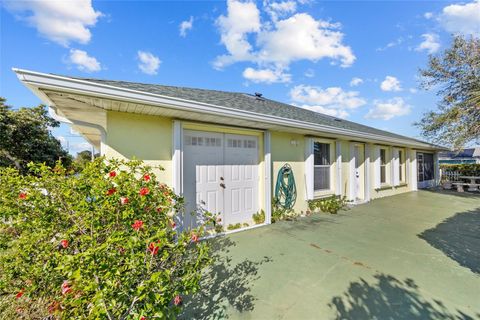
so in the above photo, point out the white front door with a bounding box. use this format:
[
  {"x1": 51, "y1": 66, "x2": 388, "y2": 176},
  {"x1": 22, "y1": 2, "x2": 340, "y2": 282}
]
[
  {"x1": 224, "y1": 134, "x2": 259, "y2": 225},
  {"x1": 353, "y1": 145, "x2": 361, "y2": 199},
  {"x1": 183, "y1": 130, "x2": 224, "y2": 228},
  {"x1": 183, "y1": 130, "x2": 259, "y2": 228}
]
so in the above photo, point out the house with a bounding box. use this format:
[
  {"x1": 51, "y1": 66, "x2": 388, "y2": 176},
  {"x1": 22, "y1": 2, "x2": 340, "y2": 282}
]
[
  {"x1": 439, "y1": 148, "x2": 480, "y2": 164},
  {"x1": 14, "y1": 68, "x2": 446, "y2": 230}
]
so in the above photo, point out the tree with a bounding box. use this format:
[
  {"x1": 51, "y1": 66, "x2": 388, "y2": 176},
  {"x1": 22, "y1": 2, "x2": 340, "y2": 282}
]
[
  {"x1": 74, "y1": 150, "x2": 100, "y2": 171},
  {"x1": 0, "y1": 98, "x2": 72, "y2": 173},
  {"x1": 0, "y1": 159, "x2": 214, "y2": 319},
  {"x1": 417, "y1": 36, "x2": 480, "y2": 149}
]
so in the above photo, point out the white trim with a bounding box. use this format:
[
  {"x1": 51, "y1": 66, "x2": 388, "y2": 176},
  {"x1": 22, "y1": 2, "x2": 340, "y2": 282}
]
[
  {"x1": 172, "y1": 120, "x2": 183, "y2": 195},
  {"x1": 434, "y1": 152, "x2": 440, "y2": 187},
  {"x1": 264, "y1": 131, "x2": 272, "y2": 225},
  {"x1": 349, "y1": 142, "x2": 356, "y2": 200},
  {"x1": 392, "y1": 148, "x2": 400, "y2": 186},
  {"x1": 364, "y1": 144, "x2": 371, "y2": 201},
  {"x1": 335, "y1": 140, "x2": 342, "y2": 196},
  {"x1": 373, "y1": 146, "x2": 381, "y2": 189},
  {"x1": 305, "y1": 137, "x2": 314, "y2": 200},
  {"x1": 410, "y1": 149, "x2": 418, "y2": 191},
  {"x1": 13, "y1": 68, "x2": 444, "y2": 150}
]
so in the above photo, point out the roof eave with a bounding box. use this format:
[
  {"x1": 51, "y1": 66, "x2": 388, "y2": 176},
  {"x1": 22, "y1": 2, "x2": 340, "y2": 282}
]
[{"x1": 13, "y1": 68, "x2": 447, "y2": 151}]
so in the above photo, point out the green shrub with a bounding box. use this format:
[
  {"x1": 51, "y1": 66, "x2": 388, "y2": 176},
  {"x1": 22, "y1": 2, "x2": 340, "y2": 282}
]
[
  {"x1": 271, "y1": 198, "x2": 298, "y2": 222},
  {"x1": 0, "y1": 158, "x2": 213, "y2": 319},
  {"x1": 308, "y1": 196, "x2": 348, "y2": 214},
  {"x1": 252, "y1": 210, "x2": 265, "y2": 224},
  {"x1": 227, "y1": 223, "x2": 242, "y2": 230},
  {"x1": 440, "y1": 163, "x2": 480, "y2": 176}
]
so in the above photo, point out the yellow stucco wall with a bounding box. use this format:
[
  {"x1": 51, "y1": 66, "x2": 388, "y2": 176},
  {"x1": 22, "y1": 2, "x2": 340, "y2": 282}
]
[
  {"x1": 271, "y1": 132, "x2": 308, "y2": 213},
  {"x1": 103, "y1": 111, "x2": 417, "y2": 217},
  {"x1": 104, "y1": 111, "x2": 173, "y2": 183}
]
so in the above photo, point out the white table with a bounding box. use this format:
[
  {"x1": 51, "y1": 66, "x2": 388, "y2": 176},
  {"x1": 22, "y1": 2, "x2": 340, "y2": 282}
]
[{"x1": 459, "y1": 176, "x2": 480, "y2": 191}]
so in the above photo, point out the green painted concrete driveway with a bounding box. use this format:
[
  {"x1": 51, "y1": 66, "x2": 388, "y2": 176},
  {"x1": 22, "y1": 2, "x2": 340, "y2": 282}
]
[{"x1": 183, "y1": 190, "x2": 480, "y2": 319}]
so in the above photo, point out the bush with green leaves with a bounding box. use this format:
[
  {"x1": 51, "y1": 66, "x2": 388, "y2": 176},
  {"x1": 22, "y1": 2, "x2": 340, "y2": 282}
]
[
  {"x1": 0, "y1": 158, "x2": 213, "y2": 319},
  {"x1": 440, "y1": 163, "x2": 480, "y2": 176},
  {"x1": 252, "y1": 210, "x2": 265, "y2": 224},
  {"x1": 308, "y1": 196, "x2": 348, "y2": 214}
]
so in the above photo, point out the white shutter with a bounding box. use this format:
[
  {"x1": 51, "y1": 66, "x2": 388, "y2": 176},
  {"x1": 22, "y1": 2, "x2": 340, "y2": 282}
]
[
  {"x1": 393, "y1": 148, "x2": 400, "y2": 186},
  {"x1": 305, "y1": 137, "x2": 314, "y2": 200},
  {"x1": 374, "y1": 146, "x2": 381, "y2": 189},
  {"x1": 335, "y1": 140, "x2": 342, "y2": 195}
]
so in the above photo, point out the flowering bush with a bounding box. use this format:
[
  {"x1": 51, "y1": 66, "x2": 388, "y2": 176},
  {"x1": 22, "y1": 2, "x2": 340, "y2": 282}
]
[{"x1": 0, "y1": 159, "x2": 213, "y2": 319}]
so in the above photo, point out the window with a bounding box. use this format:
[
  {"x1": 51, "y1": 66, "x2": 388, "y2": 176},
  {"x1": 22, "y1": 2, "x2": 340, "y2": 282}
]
[
  {"x1": 380, "y1": 148, "x2": 387, "y2": 184},
  {"x1": 398, "y1": 150, "x2": 404, "y2": 182},
  {"x1": 314, "y1": 142, "x2": 331, "y2": 191}
]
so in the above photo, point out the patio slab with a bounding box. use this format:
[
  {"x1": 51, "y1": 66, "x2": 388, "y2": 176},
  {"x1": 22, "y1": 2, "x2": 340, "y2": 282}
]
[{"x1": 182, "y1": 190, "x2": 480, "y2": 319}]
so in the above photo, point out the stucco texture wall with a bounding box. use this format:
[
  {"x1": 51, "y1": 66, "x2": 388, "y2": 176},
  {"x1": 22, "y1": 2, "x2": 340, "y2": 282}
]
[
  {"x1": 104, "y1": 111, "x2": 173, "y2": 184},
  {"x1": 271, "y1": 132, "x2": 308, "y2": 213}
]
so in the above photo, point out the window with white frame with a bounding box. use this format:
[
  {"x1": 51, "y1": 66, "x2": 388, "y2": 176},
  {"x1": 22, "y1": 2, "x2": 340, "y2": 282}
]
[
  {"x1": 380, "y1": 148, "x2": 387, "y2": 184},
  {"x1": 314, "y1": 142, "x2": 331, "y2": 191}
]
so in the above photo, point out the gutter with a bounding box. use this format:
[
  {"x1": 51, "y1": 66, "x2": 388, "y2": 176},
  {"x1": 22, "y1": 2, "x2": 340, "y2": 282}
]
[{"x1": 13, "y1": 68, "x2": 446, "y2": 151}]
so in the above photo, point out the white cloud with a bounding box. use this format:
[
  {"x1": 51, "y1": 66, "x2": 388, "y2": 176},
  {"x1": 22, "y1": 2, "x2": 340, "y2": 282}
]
[
  {"x1": 376, "y1": 37, "x2": 404, "y2": 51},
  {"x1": 56, "y1": 135, "x2": 67, "y2": 146},
  {"x1": 415, "y1": 33, "x2": 440, "y2": 54},
  {"x1": 424, "y1": 12, "x2": 434, "y2": 19},
  {"x1": 350, "y1": 77, "x2": 363, "y2": 87},
  {"x1": 4, "y1": 0, "x2": 102, "y2": 46},
  {"x1": 214, "y1": 0, "x2": 261, "y2": 69},
  {"x1": 380, "y1": 76, "x2": 402, "y2": 92},
  {"x1": 179, "y1": 16, "x2": 194, "y2": 37},
  {"x1": 439, "y1": 0, "x2": 480, "y2": 35},
  {"x1": 298, "y1": 104, "x2": 349, "y2": 118},
  {"x1": 304, "y1": 68, "x2": 315, "y2": 78},
  {"x1": 243, "y1": 67, "x2": 291, "y2": 83},
  {"x1": 68, "y1": 49, "x2": 101, "y2": 72},
  {"x1": 409, "y1": 88, "x2": 418, "y2": 94},
  {"x1": 264, "y1": 0, "x2": 297, "y2": 21},
  {"x1": 365, "y1": 97, "x2": 412, "y2": 120},
  {"x1": 290, "y1": 85, "x2": 366, "y2": 118},
  {"x1": 214, "y1": 1, "x2": 355, "y2": 80},
  {"x1": 137, "y1": 51, "x2": 161, "y2": 75}
]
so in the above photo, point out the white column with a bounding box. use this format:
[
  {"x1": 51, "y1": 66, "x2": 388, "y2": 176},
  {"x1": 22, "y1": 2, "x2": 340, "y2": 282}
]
[
  {"x1": 364, "y1": 144, "x2": 371, "y2": 201},
  {"x1": 410, "y1": 149, "x2": 418, "y2": 191},
  {"x1": 335, "y1": 140, "x2": 342, "y2": 196},
  {"x1": 172, "y1": 120, "x2": 183, "y2": 195},
  {"x1": 264, "y1": 131, "x2": 272, "y2": 225},
  {"x1": 373, "y1": 146, "x2": 381, "y2": 189},
  {"x1": 305, "y1": 137, "x2": 314, "y2": 200},
  {"x1": 349, "y1": 142, "x2": 355, "y2": 201},
  {"x1": 392, "y1": 148, "x2": 400, "y2": 186},
  {"x1": 434, "y1": 151, "x2": 440, "y2": 187}
]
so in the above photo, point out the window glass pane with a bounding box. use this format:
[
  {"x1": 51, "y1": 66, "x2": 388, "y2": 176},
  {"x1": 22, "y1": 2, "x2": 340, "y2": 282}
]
[
  {"x1": 380, "y1": 166, "x2": 386, "y2": 183},
  {"x1": 380, "y1": 149, "x2": 386, "y2": 165},
  {"x1": 314, "y1": 166, "x2": 330, "y2": 190},
  {"x1": 398, "y1": 150, "x2": 403, "y2": 181},
  {"x1": 314, "y1": 142, "x2": 330, "y2": 165},
  {"x1": 423, "y1": 153, "x2": 434, "y2": 180}
]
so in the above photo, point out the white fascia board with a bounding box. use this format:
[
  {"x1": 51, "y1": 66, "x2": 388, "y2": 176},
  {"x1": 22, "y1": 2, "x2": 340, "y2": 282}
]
[{"x1": 13, "y1": 68, "x2": 442, "y2": 150}]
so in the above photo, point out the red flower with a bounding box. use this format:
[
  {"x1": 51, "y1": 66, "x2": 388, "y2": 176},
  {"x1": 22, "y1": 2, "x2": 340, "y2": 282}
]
[
  {"x1": 16, "y1": 289, "x2": 24, "y2": 299},
  {"x1": 18, "y1": 192, "x2": 27, "y2": 200},
  {"x1": 143, "y1": 174, "x2": 151, "y2": 182},
  {"x1": 139, "y1": 187, "x2": 150, "y2": 196},
  {"x1": 60, "y1": 239, "x2": 69, "y2": 249},
  {"x1": 173, "y1": 295, "x2": 182, "y2": 306},
  {"x1": 191, "y1": 233, "x2": 199, "y2": 243},
  {"x1": 140, "y1": 317, "x2": 147, "y2": 320},
  {"x1": 148, "y1": 242, "x2": 160, "y2": 255},
  {"x1": 61, "y1": 281, "x2": 72, "y2": 295},
  {"x1": 120, "y1": 197, "x2": 129, "y2": 205},
  {"x1": 170, "y1": 220, "x2": 177, "y2": 230},
  {"x1": 109, "y1": 171, "x2": 117, "y2": 178},
  {"x1": 156, "y1": 208, "x2": 163, "y2": 213},
  {"x1": 107, "y1": 188, "x2": 116, "y2": 196},
  {"x1": 132, "y1": 220, "x2": 144, "y2": 231}
]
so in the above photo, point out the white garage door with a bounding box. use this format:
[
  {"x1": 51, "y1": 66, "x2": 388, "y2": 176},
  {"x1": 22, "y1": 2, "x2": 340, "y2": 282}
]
[{"x1": 183, "y1": 130, "x2": 259, "y2": 228}]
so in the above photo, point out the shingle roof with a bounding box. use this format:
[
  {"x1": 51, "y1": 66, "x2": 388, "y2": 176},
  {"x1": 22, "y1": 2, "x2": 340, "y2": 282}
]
[{"x1": 68, "y1": 76, "x2": 440, "y2": 147}]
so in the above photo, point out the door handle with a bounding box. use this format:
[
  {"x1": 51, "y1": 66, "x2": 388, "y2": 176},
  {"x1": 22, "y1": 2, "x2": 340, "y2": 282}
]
[
  {"x1": 220, "y1": 183, "x2": 226, "y2": 189},
  {"x1": 220, "y1": 177, "x2": 224, "y2": 181}
]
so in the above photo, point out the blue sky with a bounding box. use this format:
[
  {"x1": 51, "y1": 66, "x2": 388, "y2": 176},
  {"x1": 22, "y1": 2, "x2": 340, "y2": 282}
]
[{"x1": 1, "y1": 0, "x2": 479, "y2": 154}]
